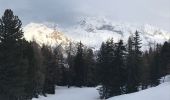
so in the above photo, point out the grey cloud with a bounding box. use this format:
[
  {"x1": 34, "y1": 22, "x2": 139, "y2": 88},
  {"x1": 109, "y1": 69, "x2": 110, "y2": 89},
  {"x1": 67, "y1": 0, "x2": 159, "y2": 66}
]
[{"x1": 0, "y1": 0, "x2": 169, "y2": 31}]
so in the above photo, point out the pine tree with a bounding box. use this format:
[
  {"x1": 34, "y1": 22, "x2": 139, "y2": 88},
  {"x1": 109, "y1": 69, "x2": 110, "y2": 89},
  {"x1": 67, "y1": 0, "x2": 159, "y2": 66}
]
[
  {"x1": 66, "y1": 42, "x2": 76, "y2": 87},
  {"x1": 84, "y1": 48, "x2": 97, "y2": 87},
  {"x1": 126, "y1": 31, "x2": 142, "y2": 93},
  {"x1": 140, "y1": 50, "x2": 151, "y2": 89},
  {"x1": 97, "y1": 38, "x2": 116, "y2": 99},
  {"x1": 126, "y1": 36, "x2": 135, "y2": 93},
  {"x1": 0, "y1": 9, "x2": 29, "y2": 100},
  {"x1": 133, "y1": 31, "x2": 142, "y2": 91},
  {"x1": 114, "y1": 40, "x2": 127, "y2": 94},
  {"x1": 74, "y1": 42, "x2": 85, "y2": 87},
  {"x1": 41, "y1": 45, "x2": 56, "y2": 95},
  {"x1": 24, "y1": 41, "x2": 45, "y2": 99},
  {"x1": 54, "y1": 45, "x2": 68, "y2": 86},
  {"x1": 150, "y1": 44, "x2": 161, "y2": 86},
  {"x1": 160, "y1": 42, "x2": 170, "y2": 77}
]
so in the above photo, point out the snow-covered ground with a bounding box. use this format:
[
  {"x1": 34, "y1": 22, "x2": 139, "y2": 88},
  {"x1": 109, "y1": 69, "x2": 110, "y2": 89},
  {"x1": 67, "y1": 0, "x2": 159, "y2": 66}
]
[
  {"x1": 33, "y1": 75, "x2": 170, "y2": 100},
  {"x1": 32, "y1": 86, "x2": 100, "y2": 100},
  {"x1": 108, "y1": 82, "x2": 170, "y2": 100},
  {"x1": 160, "y1": 74, "x2": 170, "y2": 83}
]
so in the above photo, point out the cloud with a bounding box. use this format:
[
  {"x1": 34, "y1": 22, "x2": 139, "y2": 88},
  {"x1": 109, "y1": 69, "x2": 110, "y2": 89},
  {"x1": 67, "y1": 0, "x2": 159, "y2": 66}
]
[
  {"x1": 0, "y1": 0, "x2": 79, "y2": 26},
  {"x1": 0, "y1": 0, "x2": 170, "y2": 31}
]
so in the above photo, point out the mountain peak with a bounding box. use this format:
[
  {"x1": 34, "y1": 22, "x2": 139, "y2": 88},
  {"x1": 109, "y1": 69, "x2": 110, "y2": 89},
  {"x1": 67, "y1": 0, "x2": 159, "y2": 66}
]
[
  {"x1": 23, "y1": 23, "x2": 70, "y2": 47},
  {"x1": 23, "y1": 18, "x2": 170, "y2": 50},
  {"x1": 65, "y1": 17, "x2": 170, "y2": 49}
]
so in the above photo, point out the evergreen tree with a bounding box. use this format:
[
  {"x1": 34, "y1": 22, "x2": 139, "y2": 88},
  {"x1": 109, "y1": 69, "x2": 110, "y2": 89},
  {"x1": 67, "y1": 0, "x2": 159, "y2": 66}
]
[
  {"x1": 66, "y1": 42, "x2": 76, "y2": 87},
  {"x1": 150, "y1": 44, "x2": 161, "y2": 86},
  {"x1": 133, "y1": 31, "x2": 142, "y2": 91},
  {"x1": 160, "y1": 42, "x2": 170, "y2": 77},
  {"x1": 41, "y1": 45, "x2": 56, "y2": 95},
  {"x1": 126, "y1": 36, "x2": 135, "y2": 93},
  {"x1": 74, "y1": 42, "x2": 85, "y2": 87},
  {"x1": 24, "y1": 41, "x2": 45, "y2": 99},
  {"x1": 97, "y1": 38, "x2": 116, "y2": 99},
  {"x1": 140, "y1": 48, "x2": 153, "y2": 89},
  {"x1": 126, "y1": 31, "x2": 142, "y2": 93},
  {"x1": 114, "y1": 40, "x2": 127, "y2": 94},
  {"x1": 54, "y1": 45, "x2": 68, "y2": 86},
  {"x1": 84, "y1": 48, "x2": 97, "y2": 87},
  {"x1": 0, "y1": 9, "x2": 29, "y2": 100}
]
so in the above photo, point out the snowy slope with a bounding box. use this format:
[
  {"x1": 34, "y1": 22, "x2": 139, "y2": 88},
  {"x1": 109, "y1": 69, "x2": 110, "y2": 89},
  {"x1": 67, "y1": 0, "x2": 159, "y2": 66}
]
[
  {"x1": 32, "y1": 75, "x2": 170, "y2": 100},
  {"x1": 32, "y1": 86, "x2": 99, "y2": 100},
  {"x1": 160, "y1": 75, "x2": 170, "y2": 83},
  {"x1": 108, "y1": 82, "x2": 170, "y2": 100},
  {"x1": 108, "y1": 75, "x2": 170, "y2": 100}
]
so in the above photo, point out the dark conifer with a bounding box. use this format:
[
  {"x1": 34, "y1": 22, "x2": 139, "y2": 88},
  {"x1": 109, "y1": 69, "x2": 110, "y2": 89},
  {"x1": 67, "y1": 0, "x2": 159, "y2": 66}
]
[
  {"x1": 74, "y1": 42, "x2": 85, "y2": 87},
  {"x1": 126, "y1": 31, "x2": 142, "y2": 93},
  {"x1": 41, "y1": 45, "x2": 56, "y2": 95},
  {"x1": 0, "y1": 9, "x2": 29, "y2": 100}
]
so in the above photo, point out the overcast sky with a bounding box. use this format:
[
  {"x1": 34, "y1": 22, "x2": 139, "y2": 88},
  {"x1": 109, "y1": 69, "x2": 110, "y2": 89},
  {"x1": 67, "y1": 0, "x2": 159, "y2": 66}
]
[{"x1": 0, "y1": 0, "x2": 170, "y2": 31}]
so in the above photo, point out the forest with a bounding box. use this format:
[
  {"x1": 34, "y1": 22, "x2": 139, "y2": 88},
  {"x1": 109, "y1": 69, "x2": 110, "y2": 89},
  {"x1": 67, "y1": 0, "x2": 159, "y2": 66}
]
[{"x1": 0, "y1": 9, "x2": 170, "y2": 100}]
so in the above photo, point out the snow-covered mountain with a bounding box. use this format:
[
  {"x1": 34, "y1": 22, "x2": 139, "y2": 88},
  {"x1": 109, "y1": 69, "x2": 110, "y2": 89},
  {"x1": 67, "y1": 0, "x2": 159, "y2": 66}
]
[
  {"x1": 64, "y1": 17, "x2": 170, "y2": 49},
  {"x1": 23, "y1": 23, "x2": 70, "y2": 47},
  {"x1": 23, "y1": 17, "x2": 170, "y2": 50}
]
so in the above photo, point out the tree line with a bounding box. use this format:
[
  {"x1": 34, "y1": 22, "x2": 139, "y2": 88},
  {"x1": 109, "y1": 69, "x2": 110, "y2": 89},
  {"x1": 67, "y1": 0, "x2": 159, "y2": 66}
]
[{"x1": 0, "y1": 9, "x2": 170, "y2": 100}]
